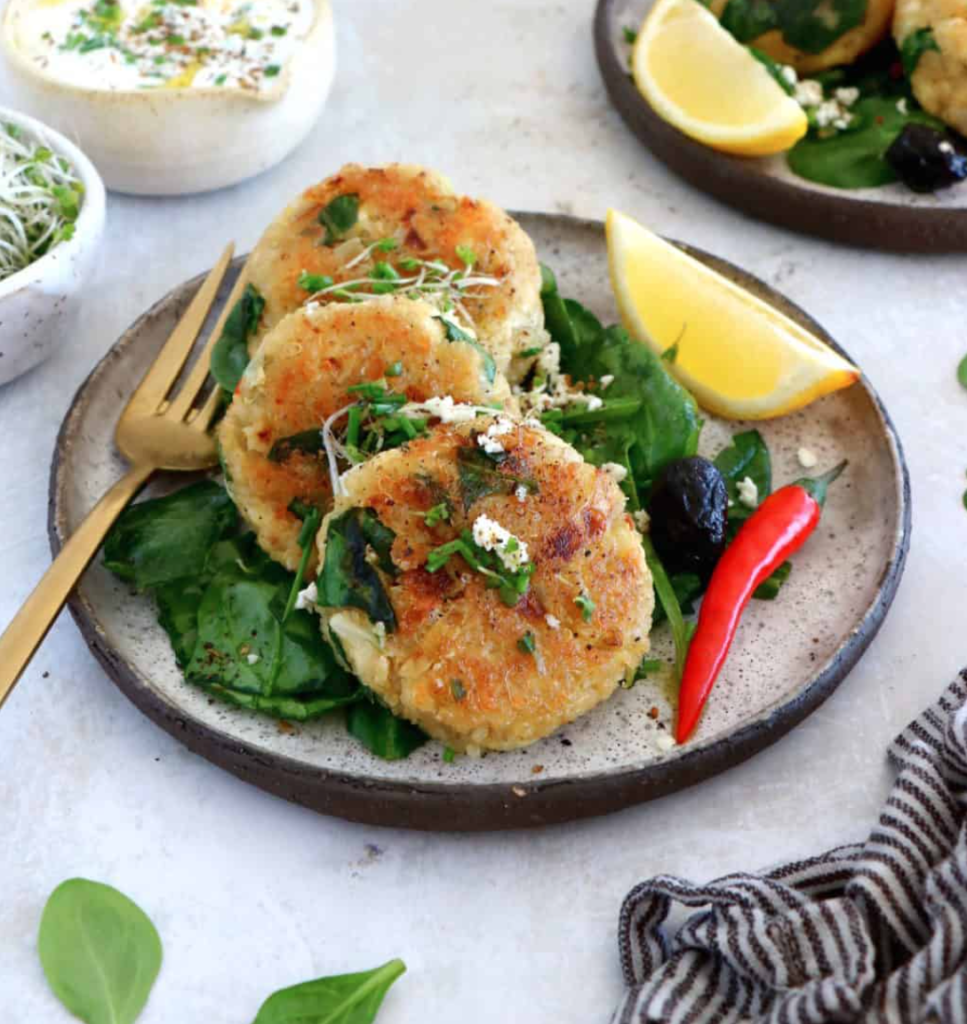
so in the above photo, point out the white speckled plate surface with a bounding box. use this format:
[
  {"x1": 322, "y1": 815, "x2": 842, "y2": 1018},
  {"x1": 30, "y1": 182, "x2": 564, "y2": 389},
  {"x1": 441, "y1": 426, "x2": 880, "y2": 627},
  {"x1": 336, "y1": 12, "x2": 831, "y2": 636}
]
[
  {"x1": 595, "y1": 0, "x2": 967, "y2": 251},
  {"x1": 49, "y1": 213, "x2": 910, "y2": 830}
]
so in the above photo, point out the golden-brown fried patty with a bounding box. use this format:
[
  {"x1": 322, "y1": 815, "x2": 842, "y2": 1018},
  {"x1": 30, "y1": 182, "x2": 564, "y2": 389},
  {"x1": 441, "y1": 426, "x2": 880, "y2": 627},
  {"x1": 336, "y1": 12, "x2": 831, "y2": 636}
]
[
  {"x1": 895, "y1": 0, "x2": 967, "y2": 134},
  {"x1": 218, "y1": 296, "x2": 512, "y2": 572},
  {"x1": 709, "y1": 0, "x2": 894, "y2": 73},
  {"x1": 247, "y1": 163, "x2": 546, "y2": 381},
  {"x1": 314, "y1": 418, "x2": 654, "y2": 753}
]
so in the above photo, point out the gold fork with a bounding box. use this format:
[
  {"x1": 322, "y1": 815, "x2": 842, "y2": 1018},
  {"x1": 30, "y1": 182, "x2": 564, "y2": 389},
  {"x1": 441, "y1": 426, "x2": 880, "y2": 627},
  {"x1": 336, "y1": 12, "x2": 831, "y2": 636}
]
[{"x1": 0, "y1": 244, "x2": 248, "y2": 711}]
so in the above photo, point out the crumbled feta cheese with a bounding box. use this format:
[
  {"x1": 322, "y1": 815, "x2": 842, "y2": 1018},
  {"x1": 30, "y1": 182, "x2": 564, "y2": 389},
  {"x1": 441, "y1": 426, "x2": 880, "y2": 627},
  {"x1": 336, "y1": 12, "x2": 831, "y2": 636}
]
[
  {"x1": 780, "y1": 65, "x2": 798, "y2": 87},
  {"x1": 794, "y1": 79, "x2": 823, "y2": 107},
  {"x1": 834, "y1": 86, "x2": 860, "y2": 108},
  {"x1": 599, "y1": 374, "x2": 615, "y2": 389},
  {"x1": 477, "y1": 416, "x2": 515, "y2": 455},
  {"x1": 939, "y1": 140, "x2": 955, "y2": 155},
  {"x1": 797, "y1": 447, "x2": 818, "y2": 469},
  {"x1": 633, "y1": 510, "x2": 650, "y2": 533},
  {"x1": 246, "y1": 653, "x2": 261, "y2": 665},
  {"x1": 413, "y1": 396, "x2": 483, "y2": 423},
  {"x1": 545, "y1": 613, "x2": 561, "y2": 630},
  {"x1": 294, "y1": 582, "x2": 318, "y2": 611},
  {"x1": 522, "y1": 416, "x2": 544, "y2": 430},
  {"x1": 656, "y1": 733, "x2": 676, "y2": 752},
  {"x1": 515, "y1": 485, "x2": 529, "y2": 503},
  {"x1": 896, "y1": 98, "x2": 909, "y2": 115},
  {"x1": 737, "y1": 476, "x2": 759, "y2": 509},
  {"x1": 471, "y1": 515, "x2": 529, "y2": 571},
  {"x1": 601, "y1": 462, "x2": 628, "y2": 484},
  {"x1": 585, "y1": 395, "x2": 604, "y2": 411},
  {"x1": 815, "y1": 99, "x2": 851, "y2": 131}
]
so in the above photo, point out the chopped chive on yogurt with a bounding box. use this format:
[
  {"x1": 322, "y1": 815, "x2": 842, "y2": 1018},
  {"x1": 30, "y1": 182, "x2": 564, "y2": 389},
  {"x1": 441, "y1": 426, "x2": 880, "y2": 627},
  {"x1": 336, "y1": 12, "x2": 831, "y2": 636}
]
[
  {"x1": 17, "y1": 0, "x2": 314, "y2": 93},
  {"x1": 0, "y1": 123, "x2": 83, "y2": 283}
]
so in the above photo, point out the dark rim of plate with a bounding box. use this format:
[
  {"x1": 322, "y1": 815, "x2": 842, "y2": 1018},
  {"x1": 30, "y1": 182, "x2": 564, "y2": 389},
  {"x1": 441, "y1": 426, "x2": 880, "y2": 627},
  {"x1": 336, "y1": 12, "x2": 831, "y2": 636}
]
[
  {"x1": 594, "y1": 0, "x2": 967, "y2": 252},
  {"x1": 47, "y1": 214, "x2": 912, "y2": 831}
]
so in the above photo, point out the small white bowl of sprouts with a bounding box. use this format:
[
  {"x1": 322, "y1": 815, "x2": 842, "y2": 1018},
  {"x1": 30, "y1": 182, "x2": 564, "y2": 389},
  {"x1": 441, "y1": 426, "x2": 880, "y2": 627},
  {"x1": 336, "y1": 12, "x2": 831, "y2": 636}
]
[{"x1": 0, "y1": 106, "x2": 105, "y2": 385}]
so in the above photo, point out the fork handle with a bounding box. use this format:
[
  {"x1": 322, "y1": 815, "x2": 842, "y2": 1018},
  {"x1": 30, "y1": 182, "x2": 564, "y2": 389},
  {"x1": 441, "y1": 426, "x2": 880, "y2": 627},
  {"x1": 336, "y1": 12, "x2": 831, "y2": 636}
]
[{"x1": 0, "y1": 463, "x2": 155, "y2": 712}]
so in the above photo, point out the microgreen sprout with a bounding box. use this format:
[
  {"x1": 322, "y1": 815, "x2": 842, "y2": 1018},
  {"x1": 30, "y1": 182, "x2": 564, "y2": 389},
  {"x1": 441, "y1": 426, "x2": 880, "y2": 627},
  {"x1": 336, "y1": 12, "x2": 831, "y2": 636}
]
[
  {"x1": 517, "y1": 632, "x2": 536, "y2": 655},
  {"x1": 424, "y1": 503, "x2": 451, "y2": 528},
  {"x1": 0, "y1": 124, "x2": 83, "y2": 283},
  {"x1": 575, "y1": 593, "x2": 596, "y2": 622},
  {"x1": 426, "y1": 528, "x2": 535, "y2": 607}
]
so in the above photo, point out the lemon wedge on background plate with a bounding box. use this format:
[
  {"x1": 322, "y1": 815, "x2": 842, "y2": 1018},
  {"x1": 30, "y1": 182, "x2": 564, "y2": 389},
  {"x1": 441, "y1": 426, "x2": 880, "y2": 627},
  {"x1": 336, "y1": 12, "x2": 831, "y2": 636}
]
[
  {"x1": 607, "y1": 209, "x2": 859, "y2": 421},
  {"x1": 631, "y1": 0, "x2": 808, "y2": 157}
]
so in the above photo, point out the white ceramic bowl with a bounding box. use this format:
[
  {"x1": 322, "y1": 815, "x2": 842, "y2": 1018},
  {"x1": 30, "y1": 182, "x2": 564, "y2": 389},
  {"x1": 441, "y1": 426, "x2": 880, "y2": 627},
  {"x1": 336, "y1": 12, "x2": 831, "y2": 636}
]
[
  {"x1": 0, "y1": 0, "x2": 335, "y2": 196},
  {"x1": 0, "y1": 107, "x2": 106, "y2": 386}
]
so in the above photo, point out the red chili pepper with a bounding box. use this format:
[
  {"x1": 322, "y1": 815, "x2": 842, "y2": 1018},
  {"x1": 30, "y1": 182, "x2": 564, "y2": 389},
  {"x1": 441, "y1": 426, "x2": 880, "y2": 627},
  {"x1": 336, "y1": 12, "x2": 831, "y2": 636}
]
[{"x1": 675, "y1": 461, "x2": 847, "y2": 744}]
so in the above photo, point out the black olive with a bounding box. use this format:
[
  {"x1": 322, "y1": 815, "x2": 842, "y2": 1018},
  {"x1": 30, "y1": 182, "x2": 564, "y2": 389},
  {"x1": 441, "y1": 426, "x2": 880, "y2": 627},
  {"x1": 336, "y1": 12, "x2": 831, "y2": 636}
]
[
  {"x1": 649, "y1": 457, "x2": 727, "y2": 582},
  {"x1": 885, "y1": 124, "x2": 967, "y2": 194}
]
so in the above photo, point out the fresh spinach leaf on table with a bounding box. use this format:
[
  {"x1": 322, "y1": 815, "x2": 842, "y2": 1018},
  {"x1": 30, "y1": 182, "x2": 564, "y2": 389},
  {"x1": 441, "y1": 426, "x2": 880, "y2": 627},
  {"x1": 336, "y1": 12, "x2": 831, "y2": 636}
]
[
  {"x1": 210, "y1": 282, "x2": 265, "y2": 396},
  {"x1": 252, "y1": 958, "x2": 406, "y2": 1024},
  {"x1": 39, "y1": 879, "x2": 162, "y2": 1024},
  {"x1": 103, "y1": 480, "x2": 236, "y2": 590},
  {"x1": 346, "y1": 700, "x2": 428, "y2": 761}
]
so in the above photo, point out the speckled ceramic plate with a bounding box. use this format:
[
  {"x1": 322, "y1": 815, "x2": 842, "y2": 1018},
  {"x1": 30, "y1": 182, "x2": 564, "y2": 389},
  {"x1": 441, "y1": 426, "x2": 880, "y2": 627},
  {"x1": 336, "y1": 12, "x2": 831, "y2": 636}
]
[
  {"x1": 48, "y1": 213, "x2": 910, "y2": 831},
  {"x1": 595, "y1": 0, "x2": 967, "y2": 252}
]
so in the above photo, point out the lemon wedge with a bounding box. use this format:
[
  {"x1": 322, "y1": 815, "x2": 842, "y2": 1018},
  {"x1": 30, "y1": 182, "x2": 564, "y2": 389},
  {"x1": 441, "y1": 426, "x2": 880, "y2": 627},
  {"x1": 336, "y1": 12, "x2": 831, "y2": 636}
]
[
  {"x1": 631, "y1": 0, "x2": 808, "y2": 157},
  {"x1": 607, "y1": 209, "x2": 859, "y2": 420}
]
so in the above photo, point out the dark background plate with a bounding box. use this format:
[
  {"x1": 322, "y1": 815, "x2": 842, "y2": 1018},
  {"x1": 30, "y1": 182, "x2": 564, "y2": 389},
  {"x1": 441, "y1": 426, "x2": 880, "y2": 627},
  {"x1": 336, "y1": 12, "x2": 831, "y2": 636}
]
[
  {"x1": 595, "y1": 0, "x2": 967, "y2": 252},
  {"x1": 49, "y1": 213, "x2": 910, "y2": 831}
]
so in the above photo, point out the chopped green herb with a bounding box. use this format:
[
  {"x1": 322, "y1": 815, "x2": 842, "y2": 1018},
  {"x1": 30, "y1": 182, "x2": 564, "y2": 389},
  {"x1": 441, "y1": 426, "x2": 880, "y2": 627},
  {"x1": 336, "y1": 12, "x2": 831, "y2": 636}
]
[
  {"x1": 423, "y1": 502, "x2": 451, "y2": 527},
  {"x1": 433, "y1": 314, "x2": 498, "y2": 385},
  {"x1": 901, "y1": 27, "x2": 940, "y2": 78},
  {"x1": 517, "y1": 346, "x2": 544, "y2": 358},
  {"x1": 450, "y1": 679, "x2": 467, "y2": 701},
  {"x1": 270, "y1": 24, "x2": 288, "y2": 36},
  {"x1": 443, "y1": 746, "x2": 456, "y2": 763},
  {"x1": 298, "y1": 270, "x2": 334, "y2": 292},
  {"x1": 166, "y1": 33, "x2": 186, "y2": 45},
  {"x1": 319, "y1": 193, "x2": 360, "y2": 245},
  {"x1": 426, "y1": 530, "x2": 535, "y2": 607},
  {"x1": 376, "y1": 237, "x2": 399, "y2": 252},
  {"x1": 957, "y1": 353, "x2": 967, "y2": 391},
  {"x1": 214, "y1": 73, "x2": 227, "y2": 86},
  {"x1": 385, "y1": 360, "x2": 404, "y2": 377},
  {"x1": 622, "y1": 26, "x2": 638, "y2": 44},
  {"x1": 517, "y1": 632, "x2": 536, "y2": 655},
  {"x1": 574, "y1": 593, "x2": 595, "y2": 621},
  {"x1": 248, "y1": 27, "x2": 264, "y2": 40},
  {"x1": 263, "y1": 63, "x2": 281, "y2": 77},
  {"x1": 455, "y1": 244, "x2": 476, "y2": 267}
]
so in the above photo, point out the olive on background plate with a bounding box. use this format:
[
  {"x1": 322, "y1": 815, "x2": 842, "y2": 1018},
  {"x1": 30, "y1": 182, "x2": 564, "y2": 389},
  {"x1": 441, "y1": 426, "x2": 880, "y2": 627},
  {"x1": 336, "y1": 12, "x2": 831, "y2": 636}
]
[
  {"x1": 885, "y1": 124, "x2": 967, "y2": 194},
  {"x1": 648, "y1": 457, "x2": 728, "y2": 582}
]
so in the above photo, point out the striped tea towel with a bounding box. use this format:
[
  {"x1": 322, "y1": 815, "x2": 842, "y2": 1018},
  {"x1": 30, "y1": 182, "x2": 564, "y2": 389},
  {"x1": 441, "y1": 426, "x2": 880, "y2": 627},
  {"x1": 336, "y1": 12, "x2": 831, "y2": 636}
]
[{"x1": 614, "y1": 672, "x2": 967, "y2": 1023}]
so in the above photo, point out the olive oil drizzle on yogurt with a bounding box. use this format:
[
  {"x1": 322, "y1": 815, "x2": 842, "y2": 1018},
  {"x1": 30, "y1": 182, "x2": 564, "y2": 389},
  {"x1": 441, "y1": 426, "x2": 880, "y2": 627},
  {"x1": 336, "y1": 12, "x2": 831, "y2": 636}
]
[{"x1": 18, "y1": 0, "x2": 314, "y2": 92}]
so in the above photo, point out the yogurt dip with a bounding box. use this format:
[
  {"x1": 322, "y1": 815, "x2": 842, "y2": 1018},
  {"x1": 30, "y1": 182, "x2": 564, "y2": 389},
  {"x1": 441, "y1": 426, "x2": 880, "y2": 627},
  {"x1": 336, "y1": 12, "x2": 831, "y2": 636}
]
[{"x1": 13, "y1": 0, "x2": 315, "y2": 92}]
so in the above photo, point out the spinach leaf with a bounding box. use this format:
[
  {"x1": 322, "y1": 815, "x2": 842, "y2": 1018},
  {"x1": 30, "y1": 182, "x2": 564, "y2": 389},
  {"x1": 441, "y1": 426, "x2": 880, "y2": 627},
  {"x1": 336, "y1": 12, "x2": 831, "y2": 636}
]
[
  {"x1": 720, "y1": 0, "x2": 778, "y2": 43},
  {"x1": 318, "y1": 509, "x2": 398, "y2": 630},
  {"x1": 211, "y1": 283, "x2": 264, "y2": 396},
  {"x1": 540, "y1": 264, "x2": 580, "y2": 366},
  {"x1": 900, "y1": 28, "x2": 940, "y2": 78},
  {"x1": 155, "y1": 578, "x2": 206, "y2": 667},
  {"x1": 282, "y1": 502, "x2": 323, "y2": 622},
  {"x1": 789, "y1": 95, "x2": 943, "y2": 189},
  {"x1": 186, "y1": 572, "x2": 357, "y2": 720},
  {"x1": 319, "y1": 193, "x2": 360, "y2": 245},
  {"x1": 252, "y1": 958, "x2": 406, "y2": 1024},
  {"x1": 103, "y1": 480, "x2": 237, "y2": 590},
  {"x1": 958, "y1": 353, "x2": 967, "y2": 391},
  {"x1": 346, "y1": 700, "x2": 427, "y2": 761},
  {"x1": 269, "y1": 429, "x2": 324, "y2": 463},
  {"x1": 753, "y1": 560, "x2": 792, "y2": 600},
  {"x1": 570, "y1": 322, "x2": 702, "y2": 486},
  {"x1": 713, "y1": 429, "x2": 772, "y2": 517},
  {"x1": 457, "y1": 447, "x2": 538, "y2": 512},
  {"x1": 774, "y1": 0, "x2": 867, "y2": 54},
  {"x1": 433, "y1": 315, "x2": 497, "y2": 385},
  {"x1": 643, "y1": 535, "x2": 691, "y2": 681},
  {"x1": 651, "y1": 571, "x2": 703, "y2": 625},
  {"x1": 39, "y1": 879, "x2": 162, "y2": 1024}
]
